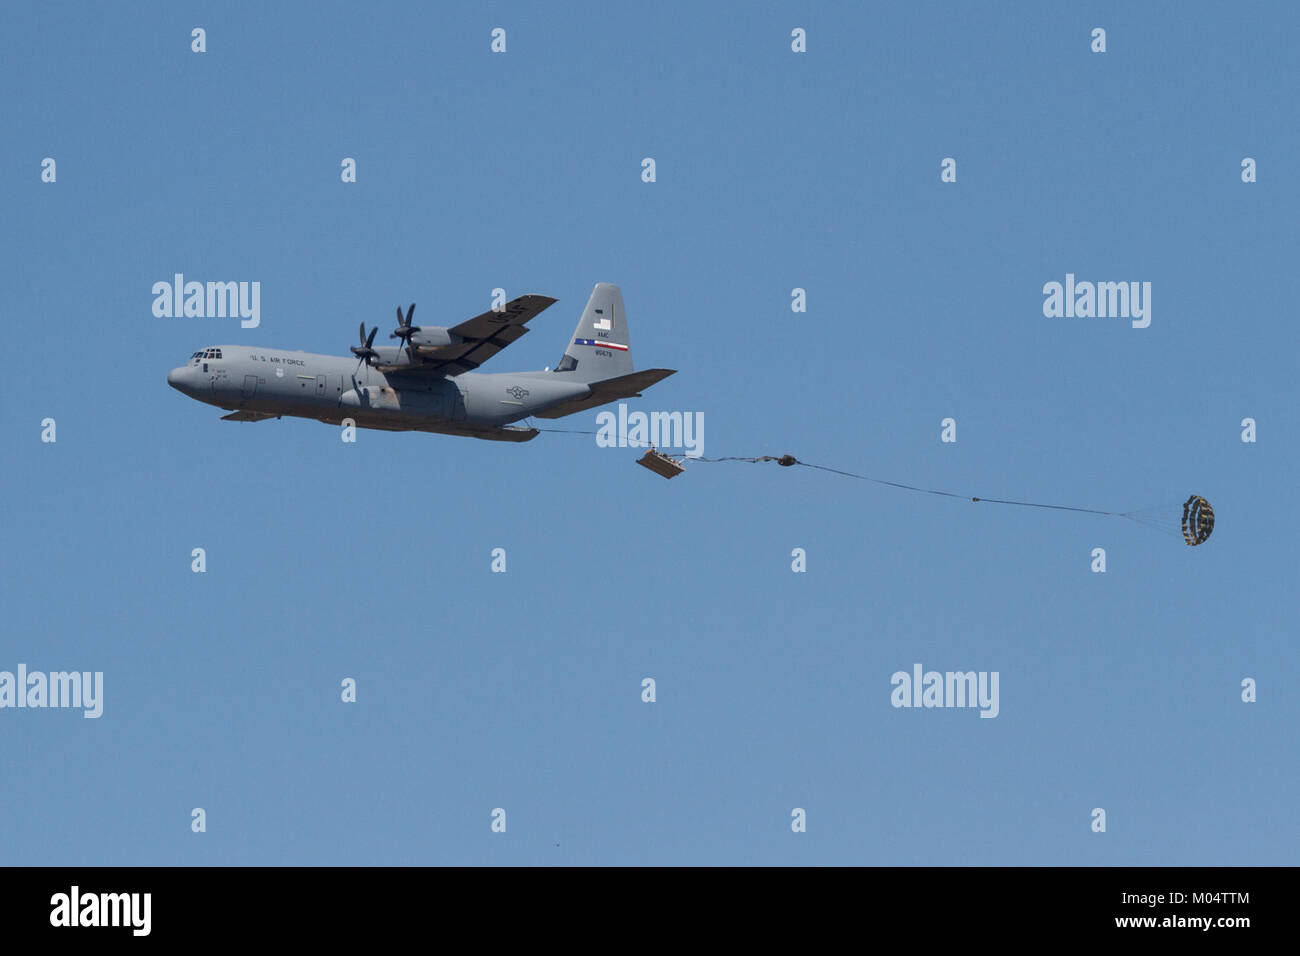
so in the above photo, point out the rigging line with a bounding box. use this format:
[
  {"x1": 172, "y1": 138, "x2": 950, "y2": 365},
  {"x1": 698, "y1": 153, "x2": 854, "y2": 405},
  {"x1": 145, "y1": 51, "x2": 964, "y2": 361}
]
[
  {"x1": 795, "y1": 459, "x2": 1114, "y2": 515},
  {"x1": 794, "y1": 461, "x2": 969, "y2": 501},
  {"x1": 704, "y1": 455, "x2": 1117, "y2": 517},
  {"x1": 537, "y1": 428, "x2": 1120, "y2": 518}
]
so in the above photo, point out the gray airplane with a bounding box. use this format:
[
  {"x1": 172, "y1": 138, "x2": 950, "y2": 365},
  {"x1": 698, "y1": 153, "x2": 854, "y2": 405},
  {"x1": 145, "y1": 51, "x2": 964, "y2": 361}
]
[{"x1": 166, "y1": 282, "x2": 675, "y2": 442}]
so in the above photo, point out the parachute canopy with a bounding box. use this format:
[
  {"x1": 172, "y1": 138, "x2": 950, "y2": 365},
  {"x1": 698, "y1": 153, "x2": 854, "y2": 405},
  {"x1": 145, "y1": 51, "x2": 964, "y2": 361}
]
[{"x1": 1181, "y1": 495, "x2": 1214, "y2": 546}]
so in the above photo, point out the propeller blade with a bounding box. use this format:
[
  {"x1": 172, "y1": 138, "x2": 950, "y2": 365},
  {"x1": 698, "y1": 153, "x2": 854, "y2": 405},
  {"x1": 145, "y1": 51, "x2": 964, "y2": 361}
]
[
  {"x1": 390, "y1": 303, "x2": 415, "y2": 362},
  {"x1": 390, "y1": 304, "x2": 417, "y2": 342},
  {"x1": 352, "y1": 323, "x2": 379, "y2": 367}
]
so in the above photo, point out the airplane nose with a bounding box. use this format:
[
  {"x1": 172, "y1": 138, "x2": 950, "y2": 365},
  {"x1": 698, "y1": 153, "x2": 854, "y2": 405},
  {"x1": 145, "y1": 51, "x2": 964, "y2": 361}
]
[{"x1": 167, "y1": 367, "x2": 184, "y2": 390}]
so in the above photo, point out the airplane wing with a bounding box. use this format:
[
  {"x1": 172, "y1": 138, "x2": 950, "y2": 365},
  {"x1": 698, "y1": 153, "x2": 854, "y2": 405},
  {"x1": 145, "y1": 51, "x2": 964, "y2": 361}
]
[{"x1": 380, "y1": 294, "x2": 558, "y2": 376}]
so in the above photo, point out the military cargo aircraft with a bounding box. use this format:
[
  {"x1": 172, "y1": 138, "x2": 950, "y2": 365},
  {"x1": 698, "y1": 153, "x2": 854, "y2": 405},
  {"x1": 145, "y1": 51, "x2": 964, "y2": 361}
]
[{"x1": 166, "y1": 282, "x2": 675, "y2": 442}]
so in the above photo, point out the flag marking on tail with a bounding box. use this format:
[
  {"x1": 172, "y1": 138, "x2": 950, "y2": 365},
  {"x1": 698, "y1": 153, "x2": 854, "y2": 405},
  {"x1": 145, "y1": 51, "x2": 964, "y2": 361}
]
[{"x1": 573, "y1": 337, "x2": 629, "y2": 351}]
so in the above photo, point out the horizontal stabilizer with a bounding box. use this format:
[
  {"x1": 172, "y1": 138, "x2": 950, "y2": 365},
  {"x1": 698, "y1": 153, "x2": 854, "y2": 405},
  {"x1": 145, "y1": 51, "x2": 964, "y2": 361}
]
[
  {"x1": 534, "y1": 368, "x2": 676, "y2": 419},
  {"x1": 221, "y1": 410, "x2": 279, "y2": 422}
]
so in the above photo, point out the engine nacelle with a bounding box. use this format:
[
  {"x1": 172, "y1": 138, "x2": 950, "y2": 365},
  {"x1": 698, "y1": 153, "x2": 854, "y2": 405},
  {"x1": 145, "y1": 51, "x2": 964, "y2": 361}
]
[{"x1": 408, "y1": 326, "x2": 460, "y2": 348}]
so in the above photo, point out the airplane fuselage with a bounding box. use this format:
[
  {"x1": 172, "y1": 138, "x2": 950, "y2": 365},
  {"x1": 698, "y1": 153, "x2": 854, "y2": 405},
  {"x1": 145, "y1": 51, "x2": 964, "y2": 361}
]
[
  {"x1": 167, "y1": 284, "x2": 675, "y2": 442},
  {"x1": 167, "y1": 345, "x2": 590, "y2": 441}
]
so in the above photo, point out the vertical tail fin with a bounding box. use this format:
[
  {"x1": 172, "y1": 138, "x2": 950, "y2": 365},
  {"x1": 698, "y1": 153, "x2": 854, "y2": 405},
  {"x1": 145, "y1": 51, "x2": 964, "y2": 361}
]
[{"x1": 554, "y1": 282, "x2": 633, "y2": 382}]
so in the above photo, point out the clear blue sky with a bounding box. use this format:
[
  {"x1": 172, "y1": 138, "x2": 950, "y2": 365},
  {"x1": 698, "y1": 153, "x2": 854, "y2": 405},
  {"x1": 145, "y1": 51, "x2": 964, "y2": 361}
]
[{"x1": 3, "y1": 1, "x2": 1295, "y2": 865}]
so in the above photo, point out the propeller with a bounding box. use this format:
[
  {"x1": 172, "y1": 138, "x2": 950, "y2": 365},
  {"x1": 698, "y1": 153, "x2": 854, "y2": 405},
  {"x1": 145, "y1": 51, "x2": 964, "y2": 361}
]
[
  {"x1": 351, "y1": 322, "x2": 379, "y2": 372},
  {"x1": 390, "y1": 303, "x2": 418, "y2": 358}
]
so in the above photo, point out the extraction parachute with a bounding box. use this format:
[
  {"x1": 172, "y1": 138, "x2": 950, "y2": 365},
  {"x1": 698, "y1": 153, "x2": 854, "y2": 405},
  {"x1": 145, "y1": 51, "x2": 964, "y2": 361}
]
[{"x1": 1181, "y1": 495, "x2": 1215, "y2": 546}]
